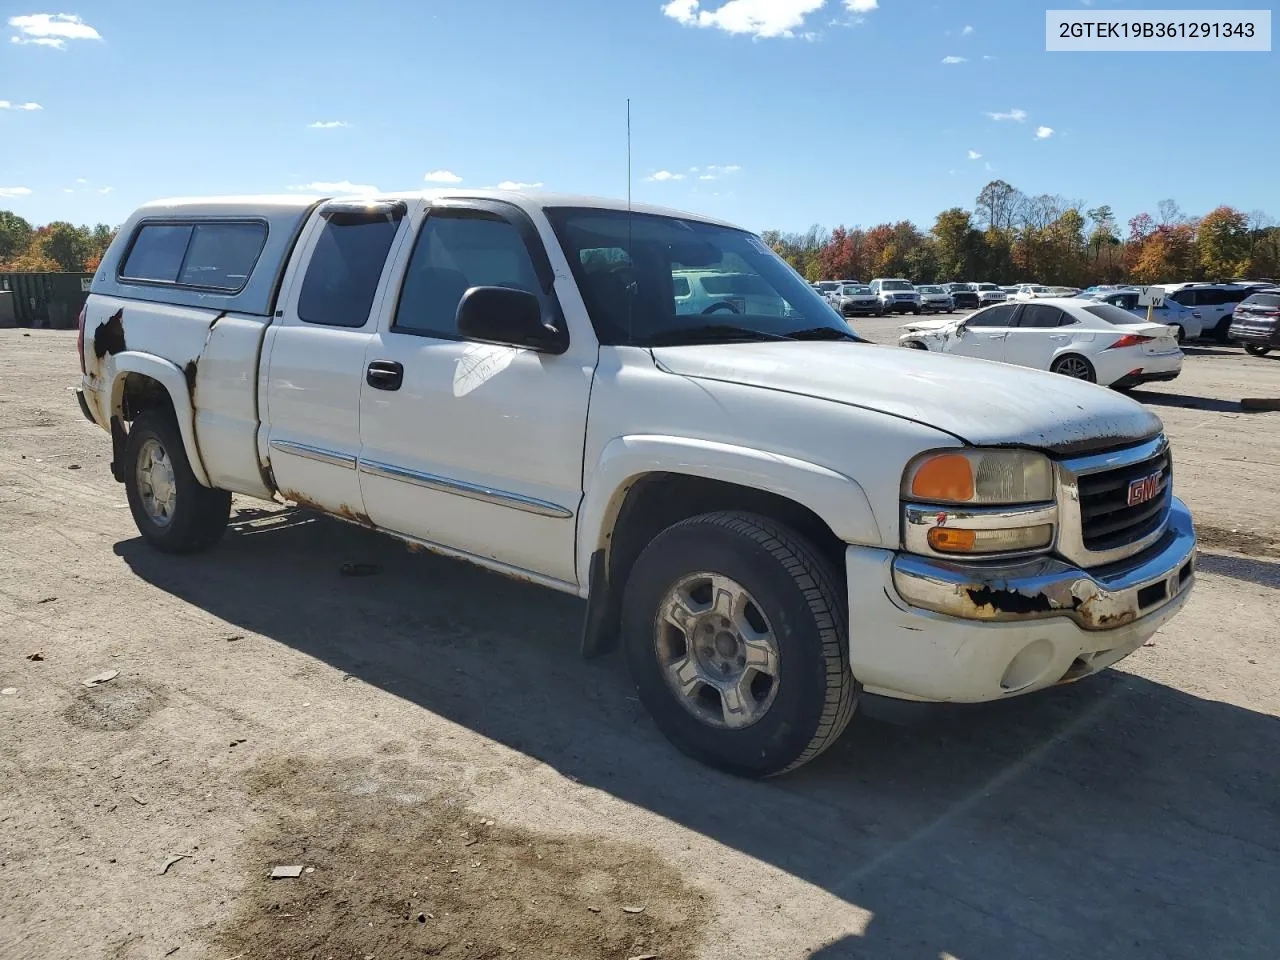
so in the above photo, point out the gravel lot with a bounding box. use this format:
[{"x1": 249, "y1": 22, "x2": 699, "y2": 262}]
[{"x1": 1, "y1": 329, "x2": 1277, "y2": 960}]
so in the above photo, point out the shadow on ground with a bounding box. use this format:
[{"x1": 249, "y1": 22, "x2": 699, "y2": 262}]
[
  {"x1": 117, "y1": 509, "x2": 1280, "y2": 960},
  {"x1": 1127, "y1": 389, "x2": 1243, "y2": 413}
]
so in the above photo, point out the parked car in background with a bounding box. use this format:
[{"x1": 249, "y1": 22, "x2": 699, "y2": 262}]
[
  {"x1": 1229, "y1": 288, "x2": 1280, "y2": 356},
  {"x1": 943, "y1": 282, "x2": 979, "y2": 310},
  {"x1": 814, "y1": 281, "x2": 842, "y2": 304},
  {"x1": 1083, "y1": 288, "x2": 1204, "y2": 342},
  {"x1": 674, "y1": 271, "x2": 790, "y2": 316},
  {"x1": 915, "y1": 284, "x2": 955, "y2": 313},
  {"x1": 869, "y1": 278, "x2": 921, "y2": 314},
  {"x1": 1161, "y1": 283, "x2": 1253, "y2": 342},
  {"x1": 833, "y1": 283, "x2": 880, "y2": 317},
  {"x1": 898, "y1": 299, "x2": 1182, "y2": 389},
  {"x1": 999, "y1": 285, "x2": 1021, "y2": 299},
  {"x1": 968, "y1": 282, "x2": 1007, "y2": 305},
  {"x1": 1049, "y1": 286, "x2": 1082, "y2": 297},
  {"x1": 1015, "y1": 284, "x2": 1054, "y2": 301}
]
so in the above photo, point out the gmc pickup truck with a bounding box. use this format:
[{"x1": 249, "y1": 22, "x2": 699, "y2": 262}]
[{"x1": 76, "y1": 191, "x2": 1197, "y2": 777}]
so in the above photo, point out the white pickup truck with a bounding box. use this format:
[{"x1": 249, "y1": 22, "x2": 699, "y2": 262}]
[{"x1": 76, "y1": 190, "x2": 1197, "y2": 777}]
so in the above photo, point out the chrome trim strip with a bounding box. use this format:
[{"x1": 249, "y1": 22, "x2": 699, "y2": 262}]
[
  {"x1": 902, "y1": 502, "x2": 1058, "y2": 559},
  {"x1": 1055, "y1": 435, "x2": 1171, "y2": 568},
  {"x1": 269, "y1": 439, "x2": 356, "y2": 470},
  {"x1": 892, "y1": 498, "x2": 1196, "y2": 630},
  {"x1": 358, "y1": 459, "x2": 573, "y2": 519}
]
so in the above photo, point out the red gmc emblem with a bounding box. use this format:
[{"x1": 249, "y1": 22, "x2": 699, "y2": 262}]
[{"x1": 1127, "y1": 471, "x2": 1163, "y2": 507}]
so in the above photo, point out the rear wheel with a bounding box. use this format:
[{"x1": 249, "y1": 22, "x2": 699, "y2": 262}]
[
  {"x1": 1050, "y1": 354, "x2": 1096, "y2": 382},
  {"x1": 1245, "y1": 344, "x2": 1272, "y2": 357},
  {"x1": 1212, "y1": 318, "x2": 1233, "y2": 344},
  {"x1": 124, "y1": 409, "x2": 231, "y2": 553},
  {"x1": 903, "y1": 341, "x2": 927, "y2": 350},
  {"x1": 622, "y1": 511, "x2": 857, "y2": 778},
  {"x1": 1172, "y1": 325, "x2": 1185, "y2": 344}
]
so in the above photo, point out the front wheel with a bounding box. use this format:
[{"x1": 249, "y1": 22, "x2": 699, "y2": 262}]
[
  {"x1": 622, "y1": 512, "x2": 857, "y2": 778},
  {"x1": 1050, "y1": 353, "x2": 1097, "y2": 382},
  {"x1": 124, "y1": 409, "x2": 231, "y2": 553},
  {"x1": 1245, "y1": 344, "x2": 1272, "y2": 357}
]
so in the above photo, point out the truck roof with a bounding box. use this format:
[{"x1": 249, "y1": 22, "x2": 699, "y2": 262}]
[{"x1": 137, "y1": 189, "x2": 745, "y2": 231}]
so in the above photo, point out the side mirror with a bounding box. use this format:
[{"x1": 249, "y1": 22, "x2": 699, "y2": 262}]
[{"x1": 456, "y1": 286, "x2": 567, "y2": 355}]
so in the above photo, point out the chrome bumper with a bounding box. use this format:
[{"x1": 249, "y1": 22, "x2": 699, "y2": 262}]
[{"x1": 892, "y1": 497, "x2": 1196, "y2": 630}]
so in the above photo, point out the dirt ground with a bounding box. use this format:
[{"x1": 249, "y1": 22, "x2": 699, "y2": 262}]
[{"x1": 1, "y1": 329, "x2": 1277, "y2": 960}]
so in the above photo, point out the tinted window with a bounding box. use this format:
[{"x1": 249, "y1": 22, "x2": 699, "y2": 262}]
[
  {"x1": 968, "y1": 304, "x2": 1019, "y2": 327},
  {"x1": 1082, "y1": 303, "x2": 1149, "y2": 326},
  {"x1": 176, "y1": 222, "x2": 267, "y2": 291},
  {"x1": 672, "y1": 276, "x2": 691, "y2": 297},
  {"x1": 121, "y1": 224, "x2": 194, "y2": 282},
  {"x1": 1169, "y1": 289, "x2": 1196, "y2": 306},
  {"x1": 881, "y1": 281, "x2": 913, "y2": 291},
  {"x1": 1218, "y1": 288, "x2": 1249, "y2": 305},
  {"x1": 1017, "y1": 304, "x2": 1065, "y2": 328},
  {"x1": 394, "y1": 212, "x2": 542, "y2": 338},
  {"x1": 298, "y1": 218, "x2": 400, "y2": 328},
  {"x1": 1242, "y1": 293, "x2": 1280, "y2": 307}
]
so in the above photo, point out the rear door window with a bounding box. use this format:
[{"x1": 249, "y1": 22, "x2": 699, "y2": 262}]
[
  {"x1": 121, "y1": 224, "x2": 194, "y2": 283},
  {"x1": 176, "y1": 222, "x2": 267, "y2": 291},
  {"x1": 298, "y1": 217, "x2": 401, "y2": 328},
  {"x1": 1016, "y1": 304, "x2": 1065, "y2": 328}
]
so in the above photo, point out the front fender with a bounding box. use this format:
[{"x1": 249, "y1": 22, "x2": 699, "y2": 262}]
[
  {"x1": 109, "y1": 351, "x2": 211, "y2": 487},
  {"x1": 576, "y1": 434, "x2": 883, "y2": 589}
]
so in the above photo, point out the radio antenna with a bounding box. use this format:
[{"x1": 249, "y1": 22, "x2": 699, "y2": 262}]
[{"x1": 626, "y1": 97, "x2": 634, "y2": 342}]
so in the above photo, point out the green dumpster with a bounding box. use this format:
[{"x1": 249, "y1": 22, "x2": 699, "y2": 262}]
[{"x1": 0, "y1": 272, "x2": 94, "y2": 329}]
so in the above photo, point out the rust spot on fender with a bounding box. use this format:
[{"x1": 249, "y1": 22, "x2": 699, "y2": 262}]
[
  {"x1": 93, "y1": 309, "x2": 126, "y2": 358},
  {"x1": 183, "y1": 359, "x2": 198, "y2": 398}
]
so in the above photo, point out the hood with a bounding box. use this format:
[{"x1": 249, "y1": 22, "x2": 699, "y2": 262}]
[
  {"x1": 651, "y1": 342, "x2": 1163, "y2": 456},
  {"x1": 900, "y1": 317, "x2": 958, "y2": 333}
]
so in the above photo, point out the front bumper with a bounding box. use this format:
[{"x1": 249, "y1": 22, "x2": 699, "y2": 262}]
[{"x1": 846, "y1": 497, "x2": 1196, "y2": 703}]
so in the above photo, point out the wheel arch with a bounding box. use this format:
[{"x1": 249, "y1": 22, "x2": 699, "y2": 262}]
[
  {"x1": 576, "y1": 435, "x2": 882, "y2": 657},
  {"x1": 109, "y1": 352, "x2": 210, "y2": 487}
]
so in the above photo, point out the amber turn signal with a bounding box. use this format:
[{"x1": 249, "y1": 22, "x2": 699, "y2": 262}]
[
  {"x1": 911, "y1": 454, "x2": 975, "y2": 502},
  {"x1": 927, "y1": 527, "x2": 977, "y2": 552}
]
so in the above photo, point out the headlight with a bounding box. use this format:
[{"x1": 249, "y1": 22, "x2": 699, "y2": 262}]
[{"x1": 903, "y1": 449, "x2": 1054, "y2": 505}]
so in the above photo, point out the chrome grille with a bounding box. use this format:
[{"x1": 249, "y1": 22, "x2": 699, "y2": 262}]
[
  {"x1": 1077, "y1": 448, "x2": 1171, "y2": 551},
  {"x1": 1056, "y1": 436, "x2": 1172, "y2": 568}
]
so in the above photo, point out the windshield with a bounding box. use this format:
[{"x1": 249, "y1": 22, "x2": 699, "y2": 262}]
[
  {"x1": 976, "y1": 283, "x2": 998, "y2": 291},
  {"x1": 917, "y1": 285, "x2": 944, "y2": 294},
  {"x1": 881, "y1": 280, "x2": 913, "y2": 291},
  {"x1": 545, "y1": 207, "x2": 855, "y2": 345},
  {"x1": 817, "y1": 281, "x2": 840, "y2": 292},
  {"x1": 841, "y1": 284, "x2": 871, "y2": 295}
]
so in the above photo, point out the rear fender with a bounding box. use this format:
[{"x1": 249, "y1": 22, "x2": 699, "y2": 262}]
[{"x1": 109, "y1": 352, "x2": 211, "y2": 487}]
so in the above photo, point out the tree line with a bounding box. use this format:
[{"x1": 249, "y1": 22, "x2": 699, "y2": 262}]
[
  {"x1": 762, "y1": 180, "x2": 1280, "y2": 287},
  {"x1": 0, "y1": 212, "x2": 116, "y2": 273}
]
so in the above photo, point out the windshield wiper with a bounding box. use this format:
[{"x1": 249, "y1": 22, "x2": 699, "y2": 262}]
[
  {"x1": 786, "y1": 326, "x2": 865, "y2": 342},
  {"x1": 642, "y1": 325, "x2": 793, "y2": 347}
]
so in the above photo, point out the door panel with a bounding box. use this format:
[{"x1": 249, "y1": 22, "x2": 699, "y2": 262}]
[
  {"x1": 356, "y1": 201, "x2": 594, "y2": 585},
  {"x1": 262, "y1": 203, "x2": 408, "y2": 517}
]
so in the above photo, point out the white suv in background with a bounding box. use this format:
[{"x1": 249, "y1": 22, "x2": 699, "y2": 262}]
[
  {"x1": 869, "y1": 278, "x2": 921, "y2": 314},
  {"x1": 968, "y1": 282, "x2": 1007, "y2": 305},
  {"x1": 1161, "y1": 283, "x2": 1255, "y2": 342}
]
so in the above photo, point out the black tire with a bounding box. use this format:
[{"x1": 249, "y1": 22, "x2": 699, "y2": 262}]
[
  {"x1": 946, "y1": 308, "x2": 954, "y2": 314},
  {"x1": 124, "y1": 409, "x2": 231, "y2": 554},
  {"x1": 1245, "y1": 344, "x2": 1272, "y2": 357},
  {"x1": 1212, "y1": 318, "x2": 1232, "y2": 344},
  {"x1": 622, "y1": 511, "x2": 857, "y2": 778},
  {"x1": 903, "y1": 341, "x2": 927, "y2": 350},
  {"x1": 1050, "y1": 353, "x2": 1097, "y2": 382},
  {"x1": 1172, "y1": 325, "x2": 1185, "y2": 344},
  {"x1": 912, "y1": 306, "x2": 922, "y2": 315}
]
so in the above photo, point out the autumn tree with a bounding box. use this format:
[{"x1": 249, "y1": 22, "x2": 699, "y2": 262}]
[
  {"x1": 0, "y1": 210, "x2": 34, "y2": 262},
  {"x1": 1197, "y1": 206, "x2": 1250, "y2": 280}
]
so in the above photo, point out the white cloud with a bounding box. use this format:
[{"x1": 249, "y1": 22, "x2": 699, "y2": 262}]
[
  {"x1": 697, "y1": 163, "x2": 743, "y2": 181},
  {"x1": 845, "y1": 0, "x2": 877, "y2": 10},
  {"x1": 0, "y1": 100, "x2": 43, "y2": 110},
  {"x1": 308, "y1": 120, "x2": 348, "y2": 129},
  {"x1": 646, "y1": 170, "x2": 685, "y2": 182},
  {"x1": 984, "y1": 161, "x2": 994, "y2": 172},
  {"x1": 967, "y1": 150, "x2": 982, "y2": 160},
  {"x1": 496, "y1": 180, "x2": 544, "y2": 190},
  {"x1": 424, "y1": 169, "x2": 463, "y2": 184},
  {"x1": 987, "y1": 108, "x2": 1028, "y2": 122},
  {"x1": 75, "y1": 177, "x2": 87, "y2": 184},
  {"x1": 8, "y1": 13, "x2": 101, "y2": 49},
  {"x1": 661, "y1": 0, "x2": 829, "y2": 39},
  {"x1": 983, "y1": 54, "x2": 997, "y2": 60},
  {"x1": 63, "y1": 188, "x2": 73, "y2": 193},
  {"x1": 0, "y1": 186, "x2": 33, "y2": 198},
  {"x1": 288, "y1": 180, "x2": 379, "y2": 196},
  {"x1": 961, "y1": 24, "x2": 973, "y2": 35},
  {"x1": 1035, "y1": 126, "x2": 1055, "y2": 139},
  {"x1": 942, "y1": 55, "x2": 967, "y2": 64}
]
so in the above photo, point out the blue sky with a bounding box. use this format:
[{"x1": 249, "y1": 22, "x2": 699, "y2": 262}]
[{"x1": 0, "y1": 1, "x2": 1275, "y2": 233}]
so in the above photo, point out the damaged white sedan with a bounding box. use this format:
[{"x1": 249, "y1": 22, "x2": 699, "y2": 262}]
[{"x1": 899, "y1": 299, "x2": 1183, "y2": 391}]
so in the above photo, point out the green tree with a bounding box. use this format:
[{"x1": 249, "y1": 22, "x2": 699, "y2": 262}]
[
  {"x1": 1197, "y1": 206, "x2": 1250, "y2": 279},
  {"x1": 40, "y1": 222, "x2": 93, "y2": 272},
  {"x1": 930, "y1": 207, "x2": 978, "y2": 281},
  {"x1": 0, "y1": 210, "x2": 34, "y2": 262}
]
